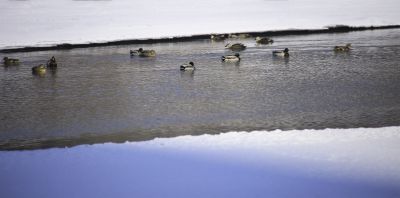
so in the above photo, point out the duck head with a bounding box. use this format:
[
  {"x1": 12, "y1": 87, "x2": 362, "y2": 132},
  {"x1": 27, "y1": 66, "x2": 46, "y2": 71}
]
[
  {"x1": 138, "y1": 48, "x2": 144, "y2": 52},
  {"x1": 284, "y1": 48, "x2": 289, "y2": 53},
  {"x1": 189, "y1": 62, "x2": 194, "y2": 66},
  {"x1": 235, "y1": 53, "x2": 240, "y2": 57},
  {"x1": 3, "y1": 57, "x2": 8, "y2": 61}
]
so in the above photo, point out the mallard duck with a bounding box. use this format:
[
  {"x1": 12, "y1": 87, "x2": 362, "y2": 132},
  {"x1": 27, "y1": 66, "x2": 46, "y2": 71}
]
[
  {"x1": 222, "y1": 53, "x2": 240, "y2": 62},
  {"x1": 3, "y1": 57, "x2": 19, "y2": 65},
  {"x1": 239, "y1": 33, "x2": 251, "y2": 38},
  {"x1": 46, "y1": 56, "x2": 57, "y2": 68},
  {"x1": 211, "y1": 34, "x2": 225, "y2": 41},
  {"x1": 255, "y1": 37, "x2": 274, "y2": 44},
  {"x1": 180, "y1": 62, "x2": 195, "y2": 71},
  {"x1": 32, "y1": 64, "x2": 46, "y2": 75},
  {"x1": 272, "y1": 48, "x2": 289, "y2": 57},
  {"x1": 334, "y1": 44, "x2": 351, "y2": 52},
  {"x1": 138, "y1": 48, "x2": 156, "y2": 57},
  {"x1": 225, "y1": 43, "x2": 246, "y2": 51},
  {"x1": 228, "y1": 34, "x2": 238, "y2": 39},
  {"x1": 228, "y1": 33, "x2": 251, "y2": 39},
  {"x1": 130, "y1": 48, "x2": 156, "y2": 57}
]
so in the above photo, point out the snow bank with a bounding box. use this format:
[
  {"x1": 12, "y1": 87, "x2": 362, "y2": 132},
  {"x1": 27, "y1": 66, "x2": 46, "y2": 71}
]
[
  {"x1": 1, "y1": 126, "x2": 400, "y2": 198},
  {"x1": 130, "y1": 126, "x2": 400, "y2": 185},
  {"x1": 0, "y1": 0, "x2": 399, "y2": 48}
]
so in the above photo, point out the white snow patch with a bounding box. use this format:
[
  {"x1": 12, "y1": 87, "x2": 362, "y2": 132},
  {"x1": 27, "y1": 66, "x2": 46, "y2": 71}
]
[
  {"x1": 130, "y1": 126, "x2": 400, "y2": 182},
  {"x1": 1, "y1": 126, "x2": 400, "y2": 198},
  {"x1": 0, "y1": 0, "x2": 399, "y2": 48}
]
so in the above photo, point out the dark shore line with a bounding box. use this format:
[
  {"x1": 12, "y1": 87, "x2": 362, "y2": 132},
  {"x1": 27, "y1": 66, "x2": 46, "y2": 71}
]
[
  {"x1": 1, "y1": 25, "x2": 400, "y2": 53},
  {"x1": 2, "y1": 120, "x2": 400, "y2": 151}
]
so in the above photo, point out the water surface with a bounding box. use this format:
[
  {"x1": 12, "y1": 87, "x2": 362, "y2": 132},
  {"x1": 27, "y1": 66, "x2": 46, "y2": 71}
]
[{"x1": 1, "y1": 29, "x2": 400, "y2": 149}]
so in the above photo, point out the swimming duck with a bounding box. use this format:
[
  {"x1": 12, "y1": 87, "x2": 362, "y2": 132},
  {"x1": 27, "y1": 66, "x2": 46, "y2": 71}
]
[
  {"x1": 130, "y1": 48, "x2": 156, "y2": 57},
  {"x1": 211, "y1": 34, "x2": 225, "y2": 41},
  {"x1": 138, "y1": 48, "x2": 156, "y2": 57},
  {"x1": 255, "y1": 37, "x2": 274, "y2": 44},
  {"x1": 46, "y1": 56, "x2": 57, "y2": 68},
  {"x1": 229, "y1": 33, "x2": 251, "y2": 39},
  {"x1": 180, "y1": 62, "x2": 195, "y2": 71},
  {"x1": 222, "y1": 53, "x2": 241, "y2": 63},
  {"x1": 334, "y1": 44, "x2": 351, "y2": 52},
  {"x1": 3, "y1": 57, "x2": 19, "y2": 65},
  {"x1": 225, "y1": 43, "x2": 246, "y2": 51},
  {"x1": 228, "y1": 34, "x2": 238, "y2": 39},
  {"x1": 32, "y1": 64, "x2": 46, "y2": 75},
  {"x1": 272, "y1": 48, "x2": 289, "y2": 57}
]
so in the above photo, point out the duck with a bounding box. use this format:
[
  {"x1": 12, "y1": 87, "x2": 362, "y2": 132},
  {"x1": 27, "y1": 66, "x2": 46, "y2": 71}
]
[
  {"x1": 334, "y1": 44, "x2": 351, "y2": 52},
  {"x1": 222, "y1": 53, "x2": 241, "y2": 63},
  {"x1": 46, "y1": 56, "x2": 57, "y2": 68},
  {"x1": 228, "y1": 33, "x2": 251, "y2": 39},
  {"x1": 255, "y1": 36, "x2": 274, "y2": 44},
  {"x1": 225, "y1": 43, "x2": 246, "y2": 51},
  {"x1": 130, "y1": 48, "x2": 156, "y2": 57},
  {"x1": 138, "y1": 48, "x2": 156, "y2": 57},
  {"x1": 238, "y1": 33, "x2": 251, "y2": 38},
  {"x1": 180, "y1": 62, "x2": 195, "y2": 71},
  {"x1": 3, "y1": 57, "x2": 19, "y2": 65},
  {"x1": 272, "y1": 48, "x2": 289, "y2": 57},
  {"x1": 32, "y1": 64, "x2": 47, "y2": 75},
  {"x1": 211, "y1": 34, "x2": 225, "y2": 41}
]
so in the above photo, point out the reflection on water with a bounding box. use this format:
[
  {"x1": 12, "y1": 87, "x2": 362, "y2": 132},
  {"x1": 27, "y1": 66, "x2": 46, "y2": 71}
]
[
  {"x1": 180, "y1": 70, "x2": 195, "y2": 80},
  {"x1": 1, "y1": 29, "x2": 400, "y2": 150}
]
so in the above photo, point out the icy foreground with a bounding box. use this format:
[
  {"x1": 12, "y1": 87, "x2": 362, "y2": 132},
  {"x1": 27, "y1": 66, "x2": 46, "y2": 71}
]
[
  {"x1": 0, "y1": 0, "x2": 399, "y2": 48},
  {"x1": 1, "y1": 127, "x2": 400, "y2": 198}
]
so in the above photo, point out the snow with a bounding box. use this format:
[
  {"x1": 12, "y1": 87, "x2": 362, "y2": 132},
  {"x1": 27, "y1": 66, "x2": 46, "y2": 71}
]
[
  {"x1": 1, "y1": 126, "x2": 400, "y2": 198},
  {"x1": 0, "y1": 0, "x2": 399, "y2": 48}
]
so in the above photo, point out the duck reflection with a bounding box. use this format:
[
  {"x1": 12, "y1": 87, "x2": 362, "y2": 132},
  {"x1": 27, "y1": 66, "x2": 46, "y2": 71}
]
[{"x1": 180, "y1": 69, "x2": 194, "y2": 80}]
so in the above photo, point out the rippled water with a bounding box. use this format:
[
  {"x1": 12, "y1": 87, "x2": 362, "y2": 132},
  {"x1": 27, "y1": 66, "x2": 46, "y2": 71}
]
[{"x1": 1, "y1": 29, "x2": 400, "y2": 149}]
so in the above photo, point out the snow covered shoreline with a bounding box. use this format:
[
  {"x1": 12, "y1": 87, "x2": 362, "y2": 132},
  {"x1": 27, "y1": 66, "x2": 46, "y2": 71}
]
[
  {"x1": 1, "y1": 126, "x2": 400, "y2": 198},
  {"x1": 1, "y1": 0, "x2": 399, "y2": 49},
  {"x1": 1, "y1": 25, "x2": 399, "y2": 53}
]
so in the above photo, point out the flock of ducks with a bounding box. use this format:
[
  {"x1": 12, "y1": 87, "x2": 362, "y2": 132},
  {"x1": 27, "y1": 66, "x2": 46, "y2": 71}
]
[
  {"x1": 2, "y1": 34, "x2": 352, "y2": 74},
  {"x1": 3, "y1": 56, "x2": 58, "y2": 75},
  {"x1": 129, "y1": 34, "x2": 351, "y2": 71}
]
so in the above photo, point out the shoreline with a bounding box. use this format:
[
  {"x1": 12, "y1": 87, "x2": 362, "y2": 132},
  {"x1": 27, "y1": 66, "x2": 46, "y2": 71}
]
[
  {"x1": 2, "y1": 123, "x2": 399, "y2": 151},
  {"x1": 1, "y1": 25, "x2": 399, "y2": 53}
]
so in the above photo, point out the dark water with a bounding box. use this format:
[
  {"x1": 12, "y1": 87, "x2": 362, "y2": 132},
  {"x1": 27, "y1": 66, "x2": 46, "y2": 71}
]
[{"x1": 1, "y1": 29, "x2": 400, "y2": 150}]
